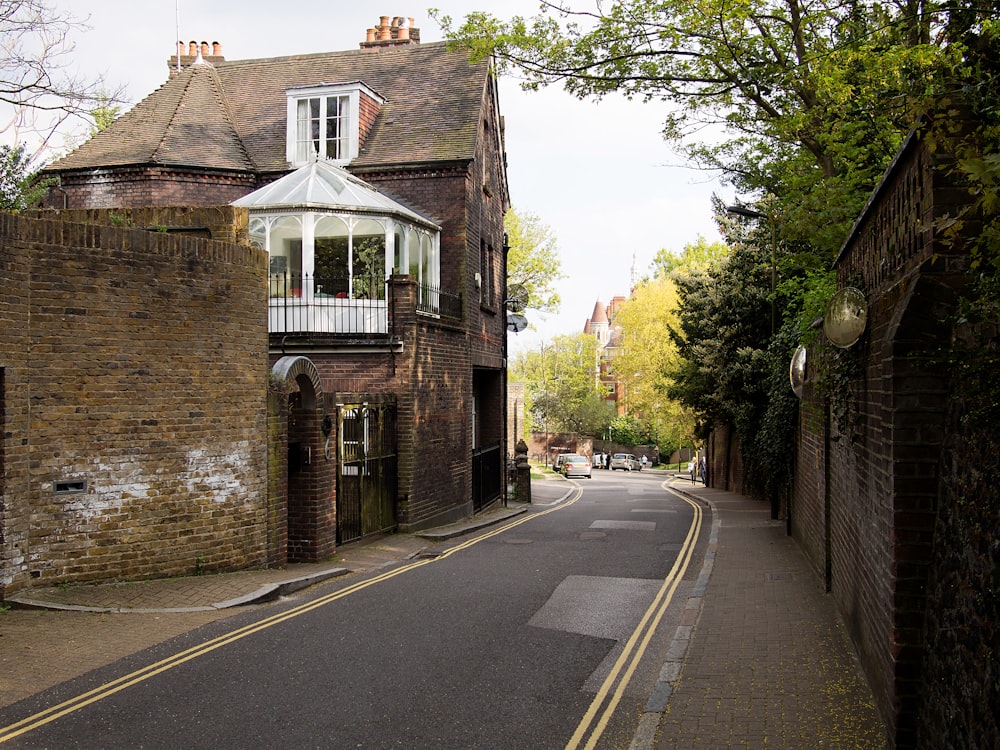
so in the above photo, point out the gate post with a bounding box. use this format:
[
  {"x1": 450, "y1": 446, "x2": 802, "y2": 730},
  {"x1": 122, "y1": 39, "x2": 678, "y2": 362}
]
[{"x1": 515, "y1": 439, "x2": 531, "y2": 504}]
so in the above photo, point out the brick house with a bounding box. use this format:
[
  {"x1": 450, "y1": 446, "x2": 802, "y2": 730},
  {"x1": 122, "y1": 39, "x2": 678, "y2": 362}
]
[{"x1": 19, "y1": 15, "x2": 509, "y2": 580}]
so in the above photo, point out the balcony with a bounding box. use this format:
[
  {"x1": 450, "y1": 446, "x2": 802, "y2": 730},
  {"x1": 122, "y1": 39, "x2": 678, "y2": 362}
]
[
  {"x1": 268, "y1": 273, "x2": 463, "y2": 337},
  {"x1": 269, "y1": 273, "x2": 387, "y2": 335}
]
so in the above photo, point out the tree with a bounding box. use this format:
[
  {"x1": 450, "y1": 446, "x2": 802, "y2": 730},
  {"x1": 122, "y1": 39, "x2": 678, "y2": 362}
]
[
  {"x1": 510, "y1": 332, "x2": 612, "y2": 436},
  {"x1": 608, "y1": 274, "x2": 695, "y2": 452},
  {"x1": 651, "y1": 235, "x2": 729, "y2": 278},
  {"x1": 505, "y1": 207, "x2": 564, "y2": 314},
  {"x1": 435, "y1": 1, "x2": 943, "y2": 258},
  {"x1": 0, "y1": 142, "x2": 49, "y2": 209},
  {"x1": 0, "y1": 0, "x2": 125, "y2": 161}
]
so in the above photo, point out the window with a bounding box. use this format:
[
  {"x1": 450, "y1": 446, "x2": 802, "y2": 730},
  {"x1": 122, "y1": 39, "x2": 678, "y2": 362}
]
[
  {"x1": 295, "y1": 95, "x2": 349, "y2": 162},
  {"x1": 286, "y1": 82, "x2": 384, "y2": 166}
]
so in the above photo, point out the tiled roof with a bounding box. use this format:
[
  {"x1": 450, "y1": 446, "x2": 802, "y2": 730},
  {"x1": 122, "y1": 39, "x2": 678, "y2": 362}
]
[
  {"x1": 49, "y1": 61, "x2": 254, "y2": 172},
  {"x1": 46, "y1": 41, "x2": 488, "y2": 175}
]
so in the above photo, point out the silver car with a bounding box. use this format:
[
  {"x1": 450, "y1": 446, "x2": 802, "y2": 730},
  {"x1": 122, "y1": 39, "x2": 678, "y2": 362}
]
[
  {"x1": 610, "y1": 453, "x2": 641, "y2": 471},
  {"x1": 560, "y1": 454, "x2": 592, "y2": 479}
]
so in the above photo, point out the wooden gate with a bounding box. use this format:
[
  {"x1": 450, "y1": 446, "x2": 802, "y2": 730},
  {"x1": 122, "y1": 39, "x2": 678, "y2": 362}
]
[{"x1": 337, "y1": 403, "x2": 397, "y2": 545}]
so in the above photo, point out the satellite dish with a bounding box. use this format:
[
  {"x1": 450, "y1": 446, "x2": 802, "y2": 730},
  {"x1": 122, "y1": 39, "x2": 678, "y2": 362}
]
[
  {"x1": 789, "y1": 345, "x2": 807, "y2": 398},
  {"x1": 823, "y1": 287, "x2": 867, "y2": 348},
  {"x1": 506, "y1": 313, "x2": 528, "y2": 333}
]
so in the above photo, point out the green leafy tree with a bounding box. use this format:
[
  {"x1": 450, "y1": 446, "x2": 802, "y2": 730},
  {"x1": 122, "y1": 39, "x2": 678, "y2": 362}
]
[
  {"x1": 652, "y1": 236, "x2": 729, "y2": 278},
  {"x1": 435, "y1": 1, "x2": 942, "y2": 259},
  {"x1": 88, "y1": 90, "x2": 122, "y2": 136},
  {"x1": 609, "y1": 273, "x2": 695, "y2": 453},
  {"x1": 510, "y1": 332, "x2": 611, "y2": 436},
  {"x1": 505, "y1": 207, "x2": 564, "y2": 315},
  {"x1": 0, "y1": 143, "x2": 50, "y2": 210}
]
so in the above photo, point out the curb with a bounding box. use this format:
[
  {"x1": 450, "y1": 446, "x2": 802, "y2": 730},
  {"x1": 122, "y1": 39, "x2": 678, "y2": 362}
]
[
  {"x1": 628, "y1": 482, "x2": 719, "y2": 750},
  {"x1": 6, "y1": 567, "x2": 354, "y2": 614}
]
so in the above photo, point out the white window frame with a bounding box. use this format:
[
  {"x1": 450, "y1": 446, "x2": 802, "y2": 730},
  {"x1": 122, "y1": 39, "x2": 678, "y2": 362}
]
[{"x1": 285, "y1": 82, "x2": 384, "y2": 166}]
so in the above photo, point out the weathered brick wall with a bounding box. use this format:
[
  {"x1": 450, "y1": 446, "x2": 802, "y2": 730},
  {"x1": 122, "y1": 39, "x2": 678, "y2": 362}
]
[
  {"x1": 0, "y1": 211, "x2": 270, "y2": 595},
  {"x1": 0, "y1": 217, "x2": 32, "y2": 599},
  {"x1": 917, "y1": 404, "x2": 999, "y2": 749},
  {"x1": 793, "y1": 130, "x2": 973, "y2": 748},
  {"x1": 791, "y1": 385, "x2": 827, "y2": 584},
  {"x1": 27, "y1": 206, "x2": 249, "y2": 244},
  {"x1": 47, "y1": 167, "x2": 258, "y2": 209}
]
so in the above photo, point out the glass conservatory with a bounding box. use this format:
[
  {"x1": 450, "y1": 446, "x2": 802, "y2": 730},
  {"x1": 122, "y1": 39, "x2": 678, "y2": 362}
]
[{"x1": 233, "y1": 157, "x2": 441, "y2": 335}]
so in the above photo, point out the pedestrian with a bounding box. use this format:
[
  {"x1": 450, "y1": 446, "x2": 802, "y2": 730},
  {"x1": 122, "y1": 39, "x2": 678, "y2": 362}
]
[
  {"x1": 640, "y1": 455, "x2": 648, "y2": 470},
  {"x1": 605, "y1": 453, "x2": 611, "y2": 470},
  {"x1": 700, "y1": 455, "x2": 707, "y2": 484}
]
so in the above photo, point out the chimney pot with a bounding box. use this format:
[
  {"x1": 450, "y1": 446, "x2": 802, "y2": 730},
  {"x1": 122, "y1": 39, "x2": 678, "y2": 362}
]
[
  {"x1": 201, "y1": 41, "x2": 210, "y2": 56},
  {"x1": 379, "y1": 25, "x2": 392, "y2": 40},
  {"x1": 366, "y1": 28, "x2": 376, "y2": 42},
  {"x1": 189, "y1": 41, "x2": 197, "y2": 56},
  {"x1": 380, "y1": 16, "x2": 390, "y2": 27},
  {"x1": 212, "y1": 41, "x2": 221, "y2": 56},
  {"x1": 397, "y1": 26, "x2": 409, "y2": 40}
]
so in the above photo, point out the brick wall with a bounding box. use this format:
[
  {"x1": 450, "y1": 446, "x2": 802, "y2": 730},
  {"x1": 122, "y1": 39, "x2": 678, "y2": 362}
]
[
  {"x1": 28, "y1": 206, "x2": 249, "y2": 244},
  {"x1": 0, "y1": 211, "x2": 270, "y2": 596},
  {"x1": 792, "y1": 129, "x2": 974, "y2": 748},
  {"x1": 48, "y1": 167, "x2": 259, "y2": 209}
]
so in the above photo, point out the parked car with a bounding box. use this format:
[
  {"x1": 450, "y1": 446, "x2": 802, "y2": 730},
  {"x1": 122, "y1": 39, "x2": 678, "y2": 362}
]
[
  {"x1": 560, "y1": 454, "x2": 592, "y2": 479},
  {"x1": 554, "y1": 453, "x2": 570, "y2": 471},
  {"x1": 610, "y1": 453, "x2": 641, "y2": 471}
]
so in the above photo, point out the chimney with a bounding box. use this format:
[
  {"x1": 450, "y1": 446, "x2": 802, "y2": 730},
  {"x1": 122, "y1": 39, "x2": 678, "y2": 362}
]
[
  {"x1": 360, "y1": 13, "x2": 420, "y2": 49},
  {"x1": 168, "y1": 39, "x2": 226, "y2": 76}
]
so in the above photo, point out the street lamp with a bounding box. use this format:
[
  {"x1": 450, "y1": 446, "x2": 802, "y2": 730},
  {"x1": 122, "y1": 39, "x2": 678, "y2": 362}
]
[{"x1": 727, "y1": 204, "x2": 777, "y2": 336}]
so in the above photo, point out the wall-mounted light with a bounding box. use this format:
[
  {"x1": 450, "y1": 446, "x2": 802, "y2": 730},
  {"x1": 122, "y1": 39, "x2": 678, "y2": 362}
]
[{"x1": 823, "y1": 287, "x2": 868, "y2": 347}]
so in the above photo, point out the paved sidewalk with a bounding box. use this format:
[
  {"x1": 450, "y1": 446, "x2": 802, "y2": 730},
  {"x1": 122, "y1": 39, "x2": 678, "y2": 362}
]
[{"x1": 633, "y1": 480, "x2": 889, "y2": 749}]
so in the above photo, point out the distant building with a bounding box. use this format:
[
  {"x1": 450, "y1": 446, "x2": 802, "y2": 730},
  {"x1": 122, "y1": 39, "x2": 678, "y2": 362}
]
[{"x1": 582, "y1": 254, "x2": 640, "y2": 414}]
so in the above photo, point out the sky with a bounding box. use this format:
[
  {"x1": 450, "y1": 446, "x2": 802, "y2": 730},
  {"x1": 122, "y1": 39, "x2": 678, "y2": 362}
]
[{"x1": 35, "y1": 1, "x2": 727, "y2": 356}]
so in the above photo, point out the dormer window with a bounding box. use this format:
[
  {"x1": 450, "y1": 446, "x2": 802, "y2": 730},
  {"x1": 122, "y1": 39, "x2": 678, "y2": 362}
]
[{"x1": 286, "y1": 82, "x2": 384, "y2": 166}]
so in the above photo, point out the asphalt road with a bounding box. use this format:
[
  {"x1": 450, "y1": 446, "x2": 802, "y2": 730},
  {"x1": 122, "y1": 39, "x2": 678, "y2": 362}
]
[{"x1": 0, "y1": 470, "x2": 708, "y2": 749}]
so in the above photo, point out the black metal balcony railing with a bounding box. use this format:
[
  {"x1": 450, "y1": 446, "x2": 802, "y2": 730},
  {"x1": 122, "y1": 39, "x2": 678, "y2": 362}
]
[{"x1": 418, "y1": 282, "x2": 462, "y2": 320}]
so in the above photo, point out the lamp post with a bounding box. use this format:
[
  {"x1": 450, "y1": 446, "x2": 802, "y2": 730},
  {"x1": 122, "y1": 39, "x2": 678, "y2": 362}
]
[{"x1": 727, "y1": 204, "x2": 776, "y2": 336}]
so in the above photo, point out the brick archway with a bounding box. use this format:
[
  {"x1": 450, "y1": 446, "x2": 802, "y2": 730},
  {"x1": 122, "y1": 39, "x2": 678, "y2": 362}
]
[
  {"x1": 271, "y1": 355, "x2": 323, "y2": 410},
  {"x1": 270, "y1": 355, "x2": 335, "y2": 561}
]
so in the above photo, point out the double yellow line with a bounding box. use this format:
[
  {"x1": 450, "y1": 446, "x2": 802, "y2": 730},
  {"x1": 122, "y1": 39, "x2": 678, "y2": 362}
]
[
  {"x1": 0, "y1": 491, "x2": 583, "y2": 744},
  {"x1": 565, "y1": 484, "x2": 703, "y2": 750}
]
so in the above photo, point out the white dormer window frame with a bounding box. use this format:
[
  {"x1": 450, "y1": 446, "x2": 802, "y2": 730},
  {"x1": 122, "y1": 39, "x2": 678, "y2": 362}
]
[{"x1": 285, "y1": 81, "x2": 381, "y2": 166}]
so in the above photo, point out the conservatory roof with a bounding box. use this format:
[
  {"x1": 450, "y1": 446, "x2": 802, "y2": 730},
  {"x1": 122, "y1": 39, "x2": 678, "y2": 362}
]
[{"x1": 232, "y1": 157, "x2": 439, "y2": 230}]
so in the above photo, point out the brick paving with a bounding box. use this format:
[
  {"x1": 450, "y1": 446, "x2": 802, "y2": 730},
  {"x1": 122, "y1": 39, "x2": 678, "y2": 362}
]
[{"x1": 646, "y1": 484, "x2": 889, "y2": 749}]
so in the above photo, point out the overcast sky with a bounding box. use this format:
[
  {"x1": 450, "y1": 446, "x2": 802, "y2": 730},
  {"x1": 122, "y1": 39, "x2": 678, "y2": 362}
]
[{"x1": 43, "y1": 1, "x2": 726, "y2": 355}]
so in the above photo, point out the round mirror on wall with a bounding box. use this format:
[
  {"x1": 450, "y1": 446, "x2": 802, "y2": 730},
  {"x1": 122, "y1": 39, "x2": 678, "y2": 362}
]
[
  {"x1": 789, "y1": 345, "x2": 807, "y2": 398},
  {"x1": 823, "y1": 287, "x2": 868, "y2": 348}
]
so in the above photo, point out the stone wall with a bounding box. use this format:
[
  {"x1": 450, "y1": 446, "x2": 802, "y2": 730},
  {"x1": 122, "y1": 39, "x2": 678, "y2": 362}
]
[{"x1": 0, "y1": 212, "x2": 270, "y2": 597}]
